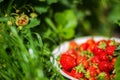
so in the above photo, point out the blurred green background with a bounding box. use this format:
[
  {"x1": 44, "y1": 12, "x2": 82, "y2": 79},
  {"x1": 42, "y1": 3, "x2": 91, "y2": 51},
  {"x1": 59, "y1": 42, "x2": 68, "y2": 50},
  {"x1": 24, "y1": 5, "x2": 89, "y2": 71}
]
[{"x1": 0, "y1": 0, "x2": 120, "y2": 80}]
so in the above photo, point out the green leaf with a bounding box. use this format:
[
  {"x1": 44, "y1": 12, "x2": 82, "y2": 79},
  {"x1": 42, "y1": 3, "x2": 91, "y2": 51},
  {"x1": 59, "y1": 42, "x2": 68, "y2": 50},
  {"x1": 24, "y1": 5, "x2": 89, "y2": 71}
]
[
  {"x1": 54, "y1": 10, "x2": 77, "y2": 39},
  {"x1": 115, "y1": 20, "x2": 120, "y2": 26},
  {"x1": 34, "y1": 6, "x2": 49, "y2": 14},
  {"x1": 116, "y1": 45, "x2": 120, "y2": 50},
  {"x1": 45, "y1": 17, "x2": 57, "y2": 32},
  {"x1": 55, "y1": 10, "x2": 77, "y2": 29},
  {"x1": 82, "y1": 21, "x2": 91, "y2": 32},
  {"x1": 114, "y1": 45, "x2": 120, "y2": 56},
  {"x1": 34, "y1": 33, "x2": 43, "y2": 48},
  {"x1": 109, "y1": 4, "x2": 120, "y2": 23},
  {"x1": 61, "y1": 27, "x2": 75, "y2": 39},
  {"x1": 115, "y1": 55, "x2": 120, "y2": 80},
  {"x1": 115, "y1": 71, "x2": 120, "y2": 80},
  {"x1": 47, "y1": 0, "x2": 58, "y2": 5},
  {"x1": 96, "y1": 72, "x2": 106, "y2": 80},
  {"x1": 0, "y1": 17, "x2": 8, "y2": 22},
  {"x1": 115, "y1": 56, "x2": 120, "y2": 70},
  {"x1": 25, "y1": 18, "x2": 40, "y2": 28},
  {"x1": 0, "y1": 0, "x2": 3, "y2": 3}
]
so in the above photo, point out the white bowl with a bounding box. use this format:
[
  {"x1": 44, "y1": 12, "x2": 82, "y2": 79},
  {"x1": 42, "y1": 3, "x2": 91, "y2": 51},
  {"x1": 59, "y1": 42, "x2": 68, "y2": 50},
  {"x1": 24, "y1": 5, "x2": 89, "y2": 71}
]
[{"x1": 52, "y1": 36, "x2": 120, "y2": 80}]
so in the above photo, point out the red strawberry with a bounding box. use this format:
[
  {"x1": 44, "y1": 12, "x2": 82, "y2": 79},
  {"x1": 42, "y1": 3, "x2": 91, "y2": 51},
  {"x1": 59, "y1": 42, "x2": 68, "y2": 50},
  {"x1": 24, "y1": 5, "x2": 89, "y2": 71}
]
[
  {"x1": 69, "y1": 41, "x2": 78, "y2": 49},
  {"x1": 96, "y1": 68, "x2": 101, "y2": 74},
  {"x1": 96, "y1": 40, "x2": 107, "y2": 46},
  {"x1": 88, "y1": 66, "x2": 98, "y2": 77},
  {"x1": 76, "y1": 56, "x2": 87, "y2": 65},
  {"x1": 88, "y1": 43, "x2": 95, "y2": 52},
  {"x1": 99, "y1": 51, "x2": 109, "y2": 61},
  {"x1": 106, "y1": 46, "x2": 116, "y2": 55},
  {"x1": 87, "y1": 39, "x2": 95, "y2": 51},
  {"x1": 93, "y1": 46, "x2": 104, "y2": 56},
  {"x1": 103, "y1": 72, "x2": 110, "y2": 80},
  {"x1": 82, "y1": 60, "x2": 89, "y2": 69},
  {"x1": 79, "y1": 43, "x2": 89, "y2": 51},
  {"x1": 89, "y1": 77, "x2": 97, "y2": 80},
  {"x1": 86, "y1": 38, "x2": 95, "y2": 45},
  {"x1": 65, "y1": 49, "x2": 78, "y2": 58},
  {"x1": 60, "y1": 54, "x2": 76, "y2": 71},
  {"x1": 111, "y1": 57, "x2": 116, "y2": 65},
  {"x1": 83, "y1": 78, "x2": 88, "y2": 80},
  {"x1": 107, "y1": 40, "x2": 116, "y2": 46},
  {"x1": 90, "y1": 56, "x2": 100, "y2": 63},
  {"x1": 70, "y1": 69, "x2": 84, "y2": 78},
  {"x1": 62, "y1": 69, "x2": 71, "y2": 76},
  {"x1": 98, "y1": 61, "x2": 113, "y2": 72}
]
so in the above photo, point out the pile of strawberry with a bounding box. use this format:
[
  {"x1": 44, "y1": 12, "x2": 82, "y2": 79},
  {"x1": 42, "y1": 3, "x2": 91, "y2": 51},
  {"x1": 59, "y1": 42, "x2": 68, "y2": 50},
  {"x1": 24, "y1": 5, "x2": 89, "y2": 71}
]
[{"x1": 59, "y1": 38, "x2": 118, "y2": 80}]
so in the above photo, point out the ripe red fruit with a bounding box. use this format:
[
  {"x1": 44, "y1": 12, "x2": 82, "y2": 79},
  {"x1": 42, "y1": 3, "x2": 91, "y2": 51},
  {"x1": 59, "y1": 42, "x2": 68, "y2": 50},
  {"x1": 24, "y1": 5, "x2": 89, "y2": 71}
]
[
  {"x1": 86, "y1": 39, "x2": 95, "y2": 45},
  {"x1": 62, "y1": 69, "x2": 71, "y2": 76},
  {"x1": 65, "y1": 49, "x2": 78, "y2": 58},
  {"x1": 88, "y1": 66, "x2": 98, "y2": 77},
  {"x1": 93, "y1": 46, "x2": 104, "y2": 56},
  {"x1": 71, "y1": 69, "x2": 84, "y2": 78},
  {"x1": 79, "y1": 43, "x2": 89, "y2": 51},
  {"x1": 98, "y1": 61, "x2": 113, "y2": 72},
  {"x1": 76, "y1": 56, "x2": 87, "y2": 65},
  {"x1": 89, "y1": 77, "x2": 97, "y2": 80},
  {"x1": 99, "y1": 51, "x2": 109, "y2": 61},
  {"x1": 82, "y1": 60, "x2": 89, "y2": 69},
  {"x1": 111, "y1": 57, "x2": 116, "y2": 65},
  {"x1": 69, "y1": 41, "x2": 78, "y2": 49},
  {"x1": 88, "y1": 43, "x2": 95, "y2": 52},
  {"x1": 60, "y1": 54, "x2": 76, "y2": 71},
  {"x1": 107, "y1": 40, "x2": 116, "y2": 46},
  {"x1": 106, "y1": 46, "x2": 116, "y2": 55},
  {"x1": 90, "y1": 56, "x2": 100, "y2": 63},
  {"x1": 105, "y1": 72, "x2": 110, "y2": 80},
  {"x1": 96, "y1": 40, "x2": 107, "y2": 46}
]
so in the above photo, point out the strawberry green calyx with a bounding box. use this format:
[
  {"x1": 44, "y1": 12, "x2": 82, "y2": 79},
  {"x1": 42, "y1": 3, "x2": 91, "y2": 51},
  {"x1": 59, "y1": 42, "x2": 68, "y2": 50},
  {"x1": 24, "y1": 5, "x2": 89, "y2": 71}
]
[
  {"x1": 74, "y1": 63, "x2": 85, "y2": 73},
  {"x1": 109, "y1": 40, "x2": 118, "y2": 46},
  {"x1": 96, "y1": 72, "x2": 106, "y2": 80},
  {"x1": 98, "y1": 42, "x2": 107, "y2": 49},
  {"x1": 85, "y1": 70, "x2": 90, "y2": 78}
]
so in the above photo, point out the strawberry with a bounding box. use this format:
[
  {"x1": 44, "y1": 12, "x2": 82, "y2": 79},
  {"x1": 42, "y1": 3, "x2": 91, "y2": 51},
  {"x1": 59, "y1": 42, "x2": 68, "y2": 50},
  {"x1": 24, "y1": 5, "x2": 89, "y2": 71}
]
[
  {"x1": 76, "y1": 56, "x2": 87, "y2": 65},
  {"x1": 86, "y1": 38, "x2": 95, "y2": 45},
  {"x1": 62, "y1": 69, "x2": 71, "y2": 76},
  {"x1": 83, "y1": 78, "x2": 88, "y2": 80},
  {"x1": 65, "y1": 49, "x2": 78, "y2": 58},
  {"x1": 60, "y1": 54, "x2": 76, "y2": 71},
  {"x1": 93, "y1": 46, "x2": 104, "y2": 56},
  {"x1": 86, "y1": 39, "x2": 95, "y2": 51},
  {"x1": 70, "y1": 69, "x2": 84, "y2": 78},
  {"x1": 96, "y1": 40, "x2": 107, "y2": 46},
  {"x1": 105, "y1": 46, "x2": 116, "y2": 55},
  {"x1": 107, "y1": 40, "x2": 117, "y2": 46},
  {"x1": 89, "y1": 77, "x2": 97, "y2": 80},
  {"x1": 69, "y1": 41, "x2": 78, "y2": 49},
  {"x1": 88, "y1": 43, "x2": 95, "y2": 52},
  {"x1": 99, "y1": 51, "x2": 109, "y2": 61},
  {"x1": 82, "y1": 60, "x2": 89, "y2": 69},
  {"x1": 111, "y1": 57, "x2": 116, "y2": 65},
  {"x1": 88, "y1": 66, "x2": 98, "y2": 77},
  {"x1": 78, "y1": 43, "x2": 89, "y2": 51},
  {"x1": 98, "y1": 61, "x2": 113, "y2": 73},
  {"x1": 90, "y1": 56, "x2": 100, "y2": 63}
]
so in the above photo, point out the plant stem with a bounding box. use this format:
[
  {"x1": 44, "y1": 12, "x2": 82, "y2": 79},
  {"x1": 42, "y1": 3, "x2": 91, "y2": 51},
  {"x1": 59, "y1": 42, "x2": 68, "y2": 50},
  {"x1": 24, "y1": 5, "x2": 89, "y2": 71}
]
[{"x1": 7, "y1": 0, "x2": 14, "y2": 14}]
